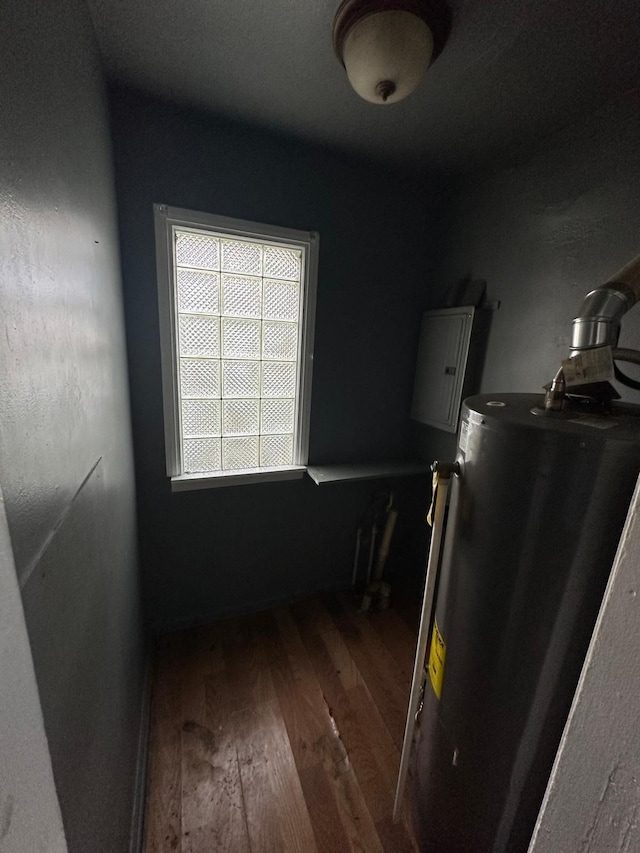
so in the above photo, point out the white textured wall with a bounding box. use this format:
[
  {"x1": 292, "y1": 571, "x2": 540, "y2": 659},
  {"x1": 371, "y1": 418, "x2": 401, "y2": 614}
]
[
  {"x1": 0, "y1": 0, "x2": 144, "y2": 849},
  {"x1": 529, "y1": 474, "x2": 640, "y2": 853},
  {"x1": 0, "y1": 487, "x2": 67, "y2": 853}
]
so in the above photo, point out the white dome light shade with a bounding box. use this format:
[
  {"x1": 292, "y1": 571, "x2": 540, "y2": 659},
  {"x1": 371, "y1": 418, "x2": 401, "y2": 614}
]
[{"x1": 342, "y1": 10, "x2": 434, "y2": 104}]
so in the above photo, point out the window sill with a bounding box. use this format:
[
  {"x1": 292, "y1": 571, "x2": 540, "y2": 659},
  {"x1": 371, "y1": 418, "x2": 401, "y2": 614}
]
[
  {"x1": 171, "y1": 466, "x2": 307, "y2": 492},
  {"x1": 306, "y1": 460, "x2": 431, "y2": 485}
]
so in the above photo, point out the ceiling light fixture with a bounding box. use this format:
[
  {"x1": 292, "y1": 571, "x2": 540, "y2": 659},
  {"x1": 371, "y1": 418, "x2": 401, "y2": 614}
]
[{"x1": 332, "y1": 0, "x2": 450, "y2": 105}]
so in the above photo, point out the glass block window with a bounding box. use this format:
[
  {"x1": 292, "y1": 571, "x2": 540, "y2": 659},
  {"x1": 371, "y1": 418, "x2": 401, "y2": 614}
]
[{"x1": 156, "y1": 206, "x2": 317, "y2": 482}]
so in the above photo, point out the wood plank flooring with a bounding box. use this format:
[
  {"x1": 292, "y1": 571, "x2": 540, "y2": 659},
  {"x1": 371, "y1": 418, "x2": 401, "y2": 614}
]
[{"x1": 144, "y1": 591, "x2": 421, "y2": 853}]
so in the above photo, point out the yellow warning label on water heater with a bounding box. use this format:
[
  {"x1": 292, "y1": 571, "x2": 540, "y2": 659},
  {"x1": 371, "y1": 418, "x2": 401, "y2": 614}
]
[{"x1": 428, "y1": 620, "x2": 446, "y2": 699}]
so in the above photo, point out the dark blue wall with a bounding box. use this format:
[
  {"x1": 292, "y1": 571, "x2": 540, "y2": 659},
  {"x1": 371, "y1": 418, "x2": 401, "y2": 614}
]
[
  {"x1": 0, "y1": 3, "x2": 145, "y2": 851},
  {"x1": 109, "y1": 86, "x2": 439, "y2": 630},
  {"x1": 416, "y1": 89, "x2": 640, "y2": 463}
]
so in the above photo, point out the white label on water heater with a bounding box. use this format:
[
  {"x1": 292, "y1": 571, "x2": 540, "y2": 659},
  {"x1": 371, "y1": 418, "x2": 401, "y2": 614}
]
[
  {"x1": 561, "y1": 347, "x2": 615, "y2": 387},
  {"x1": 459, "y1": 420, "x2": 469, "y2": 454}
]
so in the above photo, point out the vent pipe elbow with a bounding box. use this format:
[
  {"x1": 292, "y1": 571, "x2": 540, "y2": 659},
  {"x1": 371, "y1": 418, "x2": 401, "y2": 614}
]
[
  {"x1": 571, "y1": 253, "x2": 640, "y2": 354},
  {"x1": 571, "y1": 287, "x2": 630, "y2": 353}
]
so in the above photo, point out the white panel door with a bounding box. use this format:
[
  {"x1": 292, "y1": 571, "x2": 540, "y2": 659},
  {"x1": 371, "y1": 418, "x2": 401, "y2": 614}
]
[{"x1": 411, "y1": 307, "x2": 475, "y2": 432}]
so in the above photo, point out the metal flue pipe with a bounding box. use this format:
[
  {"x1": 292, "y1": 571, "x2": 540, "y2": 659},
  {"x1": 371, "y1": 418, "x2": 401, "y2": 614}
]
[{"x1": 571, "y1": 252, "x2": 640, "y2": 354}]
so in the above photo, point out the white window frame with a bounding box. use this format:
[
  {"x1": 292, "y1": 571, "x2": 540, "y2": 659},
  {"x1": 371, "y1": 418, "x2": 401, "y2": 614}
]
[{"x1": 154, "y1": 204, "x2": 318, "y2": 491}]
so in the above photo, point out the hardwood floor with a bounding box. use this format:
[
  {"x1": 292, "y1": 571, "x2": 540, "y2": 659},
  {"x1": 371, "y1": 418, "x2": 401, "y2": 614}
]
[{"x1": 143, "y1": 591, "x2": 421, "y2": 852}]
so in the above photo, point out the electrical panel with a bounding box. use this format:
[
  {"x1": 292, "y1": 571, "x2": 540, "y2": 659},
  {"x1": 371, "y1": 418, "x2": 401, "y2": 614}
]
[{"x1": 411, "y1": 307, "x2": 475, "y2": 432}]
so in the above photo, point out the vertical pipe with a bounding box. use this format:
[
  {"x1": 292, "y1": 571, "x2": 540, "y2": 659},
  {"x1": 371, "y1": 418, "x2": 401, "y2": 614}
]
[
  {"x1": 351, "y1": 527, "x2": 362, "y2": 588},
  {"x1": 374, "y1": 509, "x2": 398, "y2": 581},
  {"x1": 365, "y1": 524, "x2": 377, "y2": 587},
  {"x1": 393, "y1": 470, "x2": 453, "y2": 822}
]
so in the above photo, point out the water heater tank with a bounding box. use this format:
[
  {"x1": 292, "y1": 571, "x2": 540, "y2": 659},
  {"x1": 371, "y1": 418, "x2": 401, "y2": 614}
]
[{"x1": 414, "y1": 393, "x2": 640, "y2": 852}]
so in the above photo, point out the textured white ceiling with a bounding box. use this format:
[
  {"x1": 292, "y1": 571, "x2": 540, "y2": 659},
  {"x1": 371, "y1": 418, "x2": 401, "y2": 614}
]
[{"x1": 87, "y1": 0, "x2": 640, "y2": 171}]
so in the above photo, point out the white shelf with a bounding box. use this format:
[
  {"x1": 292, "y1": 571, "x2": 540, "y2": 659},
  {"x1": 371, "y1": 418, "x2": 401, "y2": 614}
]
[{"x1": 306, "y1": 461, "x2": 431, "y2": 486}]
